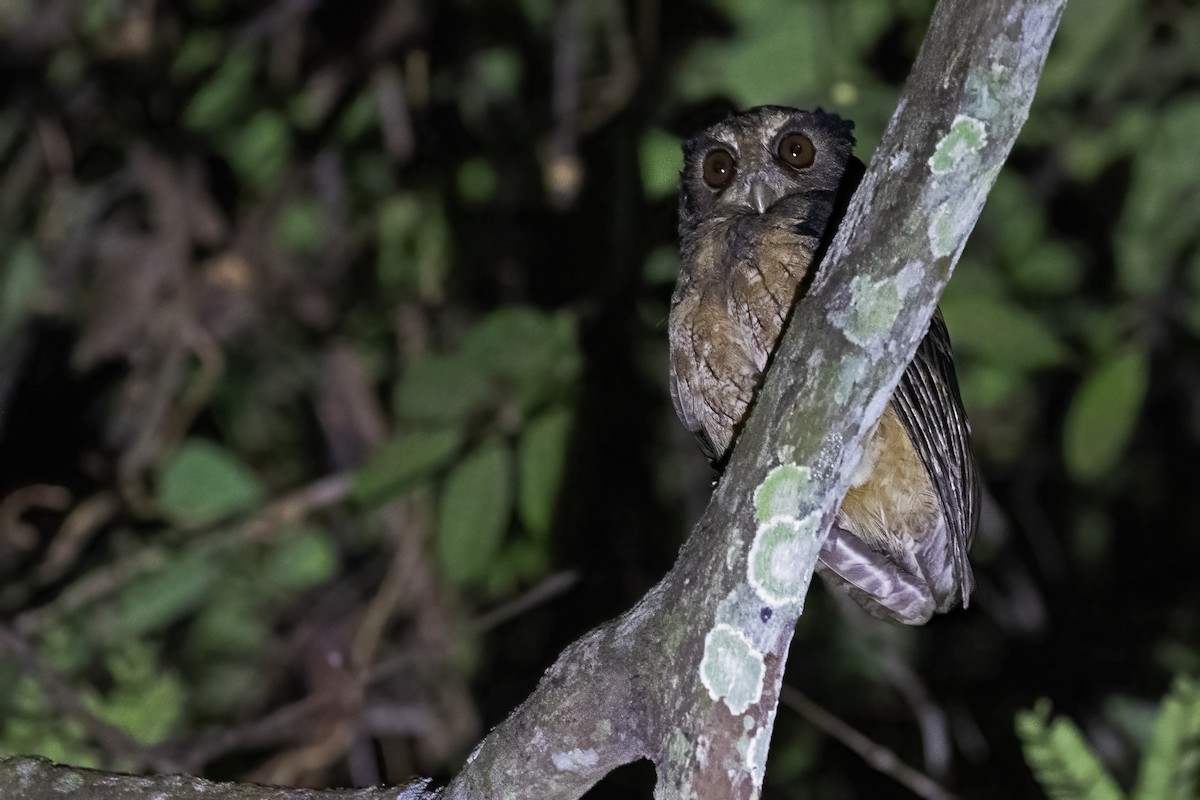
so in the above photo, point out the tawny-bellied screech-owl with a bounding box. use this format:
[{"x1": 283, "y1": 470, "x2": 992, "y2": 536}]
[{"x1": 668, "y1": 106, "x2": 978, "y2": 625}]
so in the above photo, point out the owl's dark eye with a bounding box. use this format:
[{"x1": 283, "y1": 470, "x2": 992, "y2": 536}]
[
  {"x1": 702, "y1": 149, "x2": 736, "y2": 189},
  {"x1": 777, "y1": 133, "x2": 815, "y2": 169}
]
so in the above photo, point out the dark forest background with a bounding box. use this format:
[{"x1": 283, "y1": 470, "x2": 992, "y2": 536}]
[{"x1": 1, "y1": 0, "x2": 1197, "y2": 797}]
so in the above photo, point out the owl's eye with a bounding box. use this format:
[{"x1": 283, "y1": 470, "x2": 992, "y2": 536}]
[
  {"x1": 702, "y1": 149, "x2": 736, "y2": 189},
  {"x1": 777, "y1": 133, "x2": 815, "y2": 169}
]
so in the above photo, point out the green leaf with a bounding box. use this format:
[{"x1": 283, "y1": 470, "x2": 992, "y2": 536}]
[
  {"x1": 183, "y1": 51, "x2": 256, "y2": 132},
  {"x1": 1132, "y1": 676, "x2": 1200, "y2": 800},
  {"x1": 1016, "y1": 699, "x2": 1125, "y2": 800},
  {"x1": 157, "y1": 439, "x2": 263, "y2": 526},
  {"x1": 458, "y1": 157, "x2": 498, "y2": 204},
  {"x1": 1115, "y1": 99, "x2": 1200, "y2": 297},
  {"x1": 639, "y1": 128, "x2": 682, "y2": 198},
  {"x1": 377, "y1": 193, "x2": 449, "y2": 302},
  {"x1": 262, "y1": 525, "x2": 337, "y2": 592},
  {"x1": 517, "y1": 408, "x2": 574, "y2": 538},
  {"x1": 276, "y1": 199, "x2": 323, "y2": 255},
  {"x1": 86, "y1": 641, "x2": 183, "y2": 744},
  {"x1": 939, "y1": 295, "x2": 1070, "y2": 371},
  {"x1": 460, "y1": 308, "x2": 581, "y2": 414},
  {"x1": 0, "y1": 239, "x2": 42, "y2": 341},
  {"x1": 171, "y1": 30, "x2": 224, "y2": 79},
  {"x1": 224, "y1": 109, "x2": 291, "y2": 191},
  {"x1": 116, "y1": 550, "x2": 223, "y2": 637},
  {"x1": 351, "y1": 426, "x2": 463, "y2": 505},
  {"x1": 394, "y1": 353, "x2": 492, "y2": 423},
  {"x1": 437, "y1": 439, "x2": 513, "y2": 585},
  {"x1": 1062, "y1": 349, "x2": 1148, "y2": 483}
]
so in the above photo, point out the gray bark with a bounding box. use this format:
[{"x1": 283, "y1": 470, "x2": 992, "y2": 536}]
[{"x1": 0, "y1": 0, "x2": 1065, "y2": 797}]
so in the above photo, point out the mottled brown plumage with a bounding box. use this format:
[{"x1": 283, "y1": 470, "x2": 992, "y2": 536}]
[{"x1": 669, "y1": 106, "x2": 978, "y2": 624}]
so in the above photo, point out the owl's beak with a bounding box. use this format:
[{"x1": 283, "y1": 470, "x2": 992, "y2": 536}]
[{"x1": 748, "y1": 181, "x2": 778, "y2": 214}]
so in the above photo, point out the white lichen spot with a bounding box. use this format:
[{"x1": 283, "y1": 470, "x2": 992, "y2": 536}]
[
  {"x1": 465, "y1": 740, "x2": 485, "y2": 765},
  {"x1": 747, "y1": 729, "x2": 770, "y2": 786},
  {"x1": 747, "y1": 512, "x2": 823, "y2": 605},
  {"x1": 552, "y1": 748, "x2": 600, "y2": 772},
  {"x1": 699, "y1": 624, "x2": 765, "y2": 715},
  {"x1": 53, "y1": 772, "x2": 85, "y2": 793},
  {"x1": 888, "y1": 149, "x2": 910, "y2": 172},
  {"x1": 743, "y1": 714, "x2": 756, "y2": 731},
  {"x1": 928, "y1": 115, "x2": 988, "y2": 175},
  {"x1": 725, "y1": 528, "x2": 744, "y2": 570},
  {"x1": 752, "y1": 464, "x2": 812, "y2": 524},
  {"x1": 841, "y1": 274, "x2": 903, "y2": 346},
  {"x1": 834, "y1": 355, "x2": 868, "y2": 405}
]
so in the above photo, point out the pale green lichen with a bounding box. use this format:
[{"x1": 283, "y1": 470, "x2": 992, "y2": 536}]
[
  {"x1": 929, "y1": 201, "x2": 959, "y2": 258},
  {"x1": 747, "y1": 512, "x2": 823, "y2": 606},
  {"x1": 593, "y1": 719, "x2": 612, "y2": 740},
  {"x1": 928, "y1": 115, "x2": 988, "y2": 174},
  {"x1": 843, "y1": 274, "x2": 902, "y2": 346},
  {"x1": 668, "y1": 728, "x2": 691, "y2": 768},
  {"x1": 752, "y1": 464, "x2": 812, "y2": 524},
  {"x1": 699, "y1": 624, "x2": 765, "y2": 715}
]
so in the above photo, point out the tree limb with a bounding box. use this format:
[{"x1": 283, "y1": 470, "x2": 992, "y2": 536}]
[{"x1": 0, "y1": 0, "x2": 1064, "y2": 797}]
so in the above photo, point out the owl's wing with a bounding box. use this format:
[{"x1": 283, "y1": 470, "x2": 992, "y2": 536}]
[
  {"x1": 890, "y1": 310, "x2": 979, "y2": 603},
  {"x1": 668, "y1": 275, "x2": 755, "y2": 463}
]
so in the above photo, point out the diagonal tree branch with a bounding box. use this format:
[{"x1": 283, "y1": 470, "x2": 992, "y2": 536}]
[{"x1": 0, "y1": 0, "x2": 1065, "y2": 797}]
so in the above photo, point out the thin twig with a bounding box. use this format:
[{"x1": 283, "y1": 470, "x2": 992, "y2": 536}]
[{"x1": 780, "y1": 685, "x2": 961, "y2": 800}]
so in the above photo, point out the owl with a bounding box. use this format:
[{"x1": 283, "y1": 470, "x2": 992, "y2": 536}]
[{"x1": 668, "y1": 106, "x2": 978, "y2": 624}]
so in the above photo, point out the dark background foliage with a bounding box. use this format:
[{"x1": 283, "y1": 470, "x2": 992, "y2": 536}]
[{"x1": 0, "y1": 0, "x2": 1196, "y2": 797}]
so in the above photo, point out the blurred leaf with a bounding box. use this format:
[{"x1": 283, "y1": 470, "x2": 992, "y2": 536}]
[
  {"x1": 157, "y1": 439, "x2": 263, "y2": 526},
  {"x1": 377, "y1": 193, "x2": 449, "y2": 302},
  {"x1": 86, "y1": 641, "x2": 183, "y2": 744},
  {"x1": 225, "y1": 110, "x2": 291, "y2": 191},
  {"x1": 460, "y1": 308, "x2": 581, "y2": 415},
  {"x1": 351, "y1": 426, "x2": 463, "y2": 505},
  {"x1": 172, "y1": 30, "x2": 224, "y2": 79},
  {"x1": 1010, "y1": 240, "x2": 1084, "y2": 297},
  {"x1": 518, "y1": 408, "x2": 573, "y2": 539},
  {"x1": 394, "y1": 352, "x2": 492, "y2": 423},
  {"x1": 1063, "y1": 348, "x2": 1148, "y2": 483},
  {"x1": 1115, "y1": 99, "x2": 1200, "y2": 297},
  {"x1": 485, "y1": 538, "x2": 549, "y2": 595},
  {"x1": 183, "y1": 51, "x2": 256, "y2": 132},
  {"x1": 643, "y1": 245, "x2": 680, "y2": 285},
  {"x1": 474, "y1": 48, "x2": 522, "y2": 99},
  {"x1": 1037, "y1": 0, "x2": 1139, "y2": 101},
  {"x1": 276, "y1": 199, "x2": 323, "y2": 255},
  {"x1": 639, "y1": 129, "x2": 682, "y2": 198},
  {"x1": 116, "y1": 550, "x2": 223, "y2": 637},
  {"x1": 0, "y1": 677, "x2": 95, "y2": 767},
  {"x1": 0, "y1": 239, "x2": 42, "y2": 340},
  {"x1": 1016, "y1": 699, "x2": 1124, "y2": 800},
  {"x1": 336, "y1": 90, "x2": 378, "y2": 141},
  {"x1": 186, "y1": 588, "x2": 270, "y2": 658},
  {"x1": 940, "y1": 295, "x2": 1070, "y2": 371},
  {"x1": 437, "y1": 439, "x2": 512, "y2": 586},
  {"x1": 1132, "y1": 676, "x2": 1200, "y2": 800},
  {"x1": 261, "y1": 525, "x2": 337, "y2": 593},
  {"x1": 458, "y1": 157, "x2": 498, "y2": 204}
]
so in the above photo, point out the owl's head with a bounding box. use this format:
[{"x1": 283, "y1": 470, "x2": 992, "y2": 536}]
[{"x1": 678, "y1": 106, "x2": 855, "y2": 230}]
